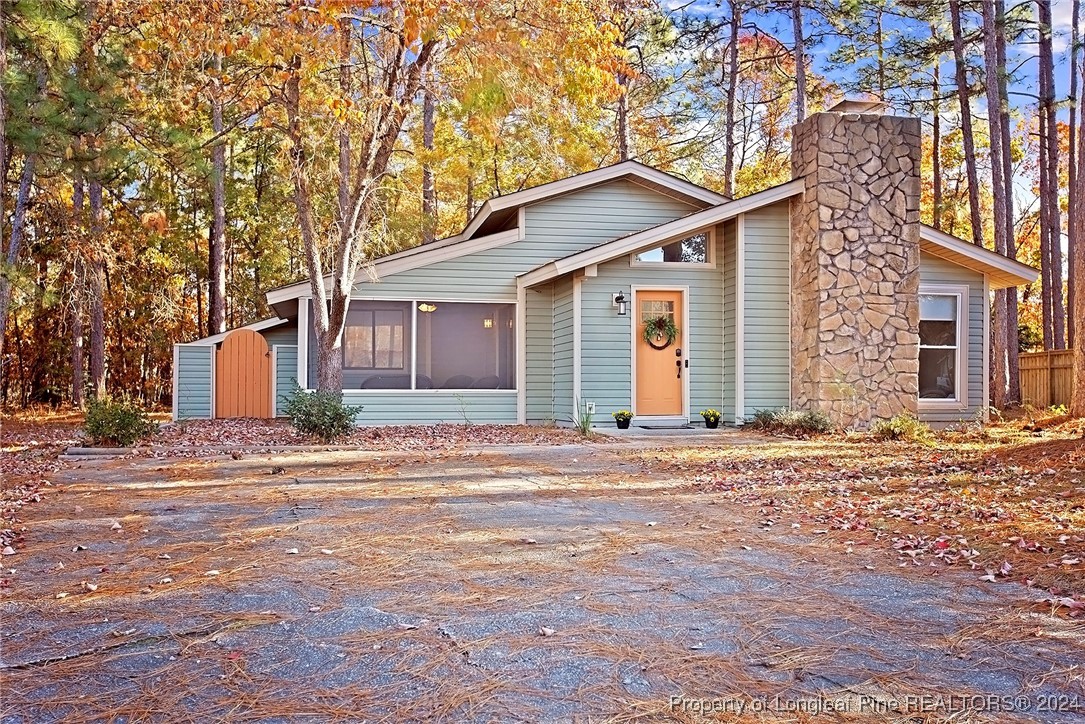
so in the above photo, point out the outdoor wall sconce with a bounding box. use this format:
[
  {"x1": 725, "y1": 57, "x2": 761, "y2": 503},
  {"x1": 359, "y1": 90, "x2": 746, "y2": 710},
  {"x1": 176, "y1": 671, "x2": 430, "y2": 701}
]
[
  {"x1": 613, "y1": 291, "x2": 627, "y2": 316},
  {"x1": 483, "y1": 317, "x2": 494, "y2": 328},
  {"x1": 418, "y1": 302, "x2": 437, "y2": 313}
]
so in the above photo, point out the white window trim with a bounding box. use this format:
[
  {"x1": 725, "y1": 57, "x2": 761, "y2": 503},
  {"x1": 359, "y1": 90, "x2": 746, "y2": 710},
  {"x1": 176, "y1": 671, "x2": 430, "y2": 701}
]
[
  {"x1": 629, "y1": 227, "x2": 717, "y2": 268},
  {"x1": 303, "y1": 297, "x2": 520, "y2": 393},
  {"x1": 917, "y1": 284, "x2": 969, "y2": 411}
]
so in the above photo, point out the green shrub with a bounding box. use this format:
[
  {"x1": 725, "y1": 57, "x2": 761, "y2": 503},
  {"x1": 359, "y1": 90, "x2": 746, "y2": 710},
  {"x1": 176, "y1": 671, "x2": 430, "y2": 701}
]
[
  {"x1": 84, "y1": 397, "x2": 157, "y2": 447},
  {"x1": 748, "y1": 408, "x2": 834, "y2": 437},
  {"x1": 282, "y1": 387, "x2": 362, "y2": 442},
  {"x1": 870, "y1": 413, "x2": 931, "y2": 442}
]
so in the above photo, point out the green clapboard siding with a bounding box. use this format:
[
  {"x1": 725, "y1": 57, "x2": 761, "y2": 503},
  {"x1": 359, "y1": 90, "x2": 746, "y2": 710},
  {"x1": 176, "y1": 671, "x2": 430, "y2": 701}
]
[
  {"x1": 262, "y1": 323, "x2": 298, "y2": 349},
  {"x1": 174, "y1": 344, "x2": 213, "y2": 419},
  {"x1": 552, "y1": 277, "x2": 575, "y2": 424},
  {"x1": 579, "y1": 229, "x2": 725, "y2": 427},
  {"x1": 741, "y1": 202, "x2": 791, "y2": 418},
  {"x1": 721, "y1": 220, "x2": 738, "y2": 423},
  {"x1": 346, "y1": 179, "x2": 700, "y2": 300},
  {"x1": 273, "y1": 345, "x2": 298, "y2": 417},
  {"x1": 525, "y1": 283, "x2": 554, "y2": 424},
  {"x1": 918, "y1": 253, "x2": 985, "y2": 423},
  {"x1": 339, "y1": 391, "x2": 517, "y2": 425}
]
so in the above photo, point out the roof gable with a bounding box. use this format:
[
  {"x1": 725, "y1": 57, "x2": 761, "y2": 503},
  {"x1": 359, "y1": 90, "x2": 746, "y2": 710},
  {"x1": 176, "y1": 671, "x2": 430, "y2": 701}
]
[{"x1": 461, "y1": 160, "x2": 729, "y2": 240}]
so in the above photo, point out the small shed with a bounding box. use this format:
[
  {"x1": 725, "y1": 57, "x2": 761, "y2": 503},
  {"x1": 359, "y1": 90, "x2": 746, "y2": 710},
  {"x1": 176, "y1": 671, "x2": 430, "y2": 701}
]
[{"x1": 172, "y1": 317, "x2": 298, "y2": 421}]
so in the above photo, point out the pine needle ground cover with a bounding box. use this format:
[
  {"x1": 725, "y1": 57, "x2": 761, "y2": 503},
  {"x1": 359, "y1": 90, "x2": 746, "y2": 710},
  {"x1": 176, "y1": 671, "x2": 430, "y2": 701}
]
[{"x1": 0, "y1": 415, "x2": 1082, "y2": 721}]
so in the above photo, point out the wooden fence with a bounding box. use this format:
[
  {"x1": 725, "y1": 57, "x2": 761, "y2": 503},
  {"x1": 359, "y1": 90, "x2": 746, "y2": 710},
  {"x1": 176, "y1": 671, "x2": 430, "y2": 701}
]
[{"x1": 1019, "y1": 350, "x2": 1075, "y2": 409}]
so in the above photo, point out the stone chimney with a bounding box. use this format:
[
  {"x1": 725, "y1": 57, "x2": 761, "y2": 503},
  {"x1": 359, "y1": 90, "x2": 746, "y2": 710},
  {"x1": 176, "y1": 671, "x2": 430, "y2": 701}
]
[{"x1": 789, "y1": 101, "x2": 921, "y2": 426}]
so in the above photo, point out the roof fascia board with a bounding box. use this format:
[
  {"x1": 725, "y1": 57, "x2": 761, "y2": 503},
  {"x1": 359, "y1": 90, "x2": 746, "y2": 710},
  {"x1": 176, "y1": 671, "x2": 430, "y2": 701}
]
[
  {"x1": 518, "y1": 179, "x2": 803, "y2": 288},
  {"x1": 919, "y1": 225, "x2": 1037, "y2": 286},
  {"x1": 461, "y1": 162, "x2": 727, "y2": 240},
  {"x1": 187, "y1": 317, "x2": 289, "y2": 346}
]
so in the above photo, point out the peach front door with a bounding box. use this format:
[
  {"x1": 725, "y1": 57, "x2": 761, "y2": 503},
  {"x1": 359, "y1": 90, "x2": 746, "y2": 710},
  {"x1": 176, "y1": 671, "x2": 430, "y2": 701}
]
[
  {"x1": 634, "y1": 290, "x2": 684, "y2": 416},
  {"x1": 215, "y1": 329, "x2": 272, "y2": 419}
]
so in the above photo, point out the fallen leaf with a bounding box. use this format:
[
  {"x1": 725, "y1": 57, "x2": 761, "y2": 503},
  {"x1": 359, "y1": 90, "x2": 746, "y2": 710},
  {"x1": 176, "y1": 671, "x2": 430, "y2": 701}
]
[
  {"x1": 538, "y1": 626, "x2": 556, "y2": 637},
  {"x1": 286, "y1": 548, "x2": 299, "y2": 555},
  {"x1": 110, "y1": 522, "x2": 122, "y2": 531},
  {"x1": 81, "y1": 581, "x2": 98, "y2": 592},
  {"x1": 205, "y1": 570, "x2": 221, "y2": 576},
  {"x1": 55, "y1": 592, "x2": 69, "y2": 599}
]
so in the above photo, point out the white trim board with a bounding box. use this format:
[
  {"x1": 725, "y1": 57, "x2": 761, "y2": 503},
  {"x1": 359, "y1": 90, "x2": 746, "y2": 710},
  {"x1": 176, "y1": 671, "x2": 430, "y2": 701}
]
[
  {"x1": 171, "y1": 344, "x2": 180, "y2": 422},
  {"x1": 982, "y1": 275, "x2": 990, "y2": 421},
  {"x1": 516, "y1": 285, "x2": 527, "y2": 424},
  {"x1": 187, "y1": 317, "x2": 290, "y2": 346},
  {"x1": 734, "y1": 214, "x2": 746, "y2": 424}
]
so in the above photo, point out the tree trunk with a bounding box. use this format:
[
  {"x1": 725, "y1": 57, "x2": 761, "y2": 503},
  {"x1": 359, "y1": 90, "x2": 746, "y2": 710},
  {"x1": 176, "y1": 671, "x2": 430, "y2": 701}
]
[
  {"x1": 616, "y1": 72, "x2": 632, "y2": 162},
  {"x1": 71, "y1": 178, "x2": 86, "y2": 408},
  {"x1": 0, "y1": 153, "x2": 36, "y2": 363},
  {"x1": 994, "y1": 0, "x2": 1021, "y2": 403},
  {"x1": 982, "y1": 0, "x2": 1011, "y2": 408},
  {"x1": 207, "y1": 51, "x2": 227, "y2": 337},
  {"x1": 949, "y1": 0, "x2": 983, "y2": 247},
  {"x1": 421, "y1": 75, "x2": 437, "y2": 244},
  {"x1": 614, "y1": 0, "x2": 633, "y2": 161},
  {"x1": 0, "y1": 3, "x2": 7, "y2": 252},
  {"x1": 722, "y1": 0, "x2": 741, "y2": 197},
  {"x1": 876, "y1": 8, "x2": 886, "y2": 97},
  {"x1": 791, "y1": 0, "x2": 805, "y2": 122},
  {"x1": 931, "y1": 45, "x2": 943, "y2": 230},
  {"x1": 1038, "y1": 0, "x2": 1065, "y2": 349},
  {"x1": 1069, "y1": 0, "x2": 1081, "y2": 347},
  {"x1": 88, "y1": 179, "x2": 106, "y2": 397}
]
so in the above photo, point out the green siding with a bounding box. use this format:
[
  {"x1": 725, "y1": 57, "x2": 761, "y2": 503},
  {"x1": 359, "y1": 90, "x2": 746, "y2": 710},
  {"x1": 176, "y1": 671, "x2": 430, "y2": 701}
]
[
  {"x1": 918, "y1": 253, "x2": 985, "y2": 423},
  {"x1": 263, "y1": 323, "x2": 298, "y2": 348},
  {"x1": 552, "y1": 277, "x2": 575, "y2": 424},
  {"x1": 174, "y1": 345, "x2": 213, "y2": 420},
  {"x1": 525, "y1": 283, "x2": 554, "y2": 424},
  {"x1": 741, "y1": 202, "x2": 791, "y2": 418},
  {"x1": 273, "y1": 345, "x2": 298, "y2": 417},
  {"x1": 721, "y1": 220, "x2": 738, "y2": 423},
  {"x1": 346, "y1": 180, "x2": 699, "y2": 300},
  {"x1": 340, "y1": 391, "x2": 517, "y2": 425},
  {"x1": 579, "y1": 230, "x2": 725, "y2": 427}
]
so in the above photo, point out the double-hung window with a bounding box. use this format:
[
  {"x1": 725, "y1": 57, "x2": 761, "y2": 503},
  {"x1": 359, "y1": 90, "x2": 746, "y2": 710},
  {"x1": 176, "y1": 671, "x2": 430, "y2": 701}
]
[{"x1": 918, "y1": 286, "x2": 967, "y2": 407}]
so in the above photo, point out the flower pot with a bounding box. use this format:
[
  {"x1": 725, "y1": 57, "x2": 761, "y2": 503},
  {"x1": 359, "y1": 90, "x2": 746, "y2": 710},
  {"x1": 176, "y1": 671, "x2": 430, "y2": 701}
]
[
  {"x1": 616, "y1": 419, "x2": 631, "y2": 429},
  {"x1": 704, "y1": 418, "x2": 719, "y2": 429}
]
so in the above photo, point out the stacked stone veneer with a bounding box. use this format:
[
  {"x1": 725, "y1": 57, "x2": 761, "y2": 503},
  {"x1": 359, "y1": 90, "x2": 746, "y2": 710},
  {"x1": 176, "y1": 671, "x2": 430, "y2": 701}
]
[{"x1": 789, "y1": 110, "x2": 921, "y2": 427}]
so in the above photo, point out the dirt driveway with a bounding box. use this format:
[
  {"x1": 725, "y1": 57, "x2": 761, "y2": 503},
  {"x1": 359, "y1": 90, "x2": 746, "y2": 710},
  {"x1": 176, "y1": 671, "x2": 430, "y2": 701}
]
[{"x1": 2, "y1": 436, "x2": 1084, "y2": 722}]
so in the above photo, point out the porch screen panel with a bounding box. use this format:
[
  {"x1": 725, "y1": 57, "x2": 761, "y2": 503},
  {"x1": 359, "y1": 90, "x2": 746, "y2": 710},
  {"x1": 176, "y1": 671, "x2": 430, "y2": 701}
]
[{"x1": 414, "y1": 302, "x2": 516, "y2": 390}]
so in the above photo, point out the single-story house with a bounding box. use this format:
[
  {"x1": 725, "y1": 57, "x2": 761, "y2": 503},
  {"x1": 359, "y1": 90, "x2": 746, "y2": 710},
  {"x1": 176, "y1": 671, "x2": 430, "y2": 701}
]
[{"x1": 173, "y1": 100, "x2": 1038, "y2": 428}]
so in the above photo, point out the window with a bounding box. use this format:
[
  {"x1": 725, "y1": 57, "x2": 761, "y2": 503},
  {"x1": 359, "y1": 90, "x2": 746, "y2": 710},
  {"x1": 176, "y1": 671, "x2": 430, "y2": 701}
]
[
  {"x1": 335, "y1": 300, "x2": 413, "y2": 389},
  {"x1": 632, "y1": 231, "x2": 712, "y2": 265},
  {"x1": 918, "y1": 290, "x2": 964, "y2": 404},
  {"x1": 415, "y1": 302, "x2": 515, "y2": 389},
  {"x1": 344, "y1": 309, "x2": 404, "y2": 369}
]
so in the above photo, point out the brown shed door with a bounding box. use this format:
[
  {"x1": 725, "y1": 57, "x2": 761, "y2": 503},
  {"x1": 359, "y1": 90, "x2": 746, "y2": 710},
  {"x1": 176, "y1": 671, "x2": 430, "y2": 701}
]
[{"x1": 215, "y1": 329, "x2": 272, "y2": 419}]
